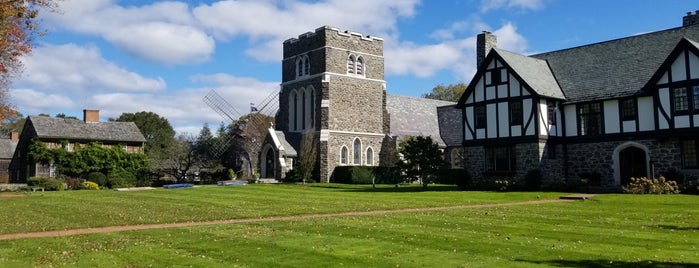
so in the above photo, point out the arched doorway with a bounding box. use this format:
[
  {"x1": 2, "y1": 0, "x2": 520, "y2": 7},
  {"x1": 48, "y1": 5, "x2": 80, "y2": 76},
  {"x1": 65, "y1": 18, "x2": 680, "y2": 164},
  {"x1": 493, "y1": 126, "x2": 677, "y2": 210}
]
[
  {"x1": 618, "y1": 146, "x2": 647, "y2": 186},
  {"x1": 261, "y1": 146, "x2": 276, "y2": 178}
]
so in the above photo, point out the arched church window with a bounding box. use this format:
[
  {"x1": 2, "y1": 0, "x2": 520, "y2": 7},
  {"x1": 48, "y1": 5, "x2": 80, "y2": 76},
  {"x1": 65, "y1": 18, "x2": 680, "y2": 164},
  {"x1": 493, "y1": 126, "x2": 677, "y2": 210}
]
[
  {"x1": 347, "y1": 54, "x2": 355, "y2": 74},
  {"x1": 366, "y1": 147, "x2": 373, "y2": 166},
  {"x1": 340, "y1": 146, "x2": 348, "y2": 165},
  {"x1": 356, "y1": 56, "x2": 364, "y2": 76},
  {"x1": 353, "y1": 138, "x2": 361, "y2": 165},
  {"x1": 296, "y1": 55, "x2": 310, "y2": 78},
  {"x1": 289, "y1": 90, "x2": 297, "y2": 130}
]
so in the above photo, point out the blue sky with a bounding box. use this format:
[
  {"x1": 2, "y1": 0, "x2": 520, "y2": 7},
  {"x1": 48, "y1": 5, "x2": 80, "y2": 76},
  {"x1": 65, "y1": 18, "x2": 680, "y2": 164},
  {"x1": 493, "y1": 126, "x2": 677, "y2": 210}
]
[{"x1": 9, "y1": 0, "x2": 699, "y2": 134}]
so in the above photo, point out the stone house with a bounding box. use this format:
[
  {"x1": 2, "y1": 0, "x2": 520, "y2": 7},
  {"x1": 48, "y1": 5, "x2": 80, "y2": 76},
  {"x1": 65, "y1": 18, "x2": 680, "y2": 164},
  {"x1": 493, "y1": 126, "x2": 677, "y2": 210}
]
[
  {"x1": 259, "y1": 26, "x2": 460, "y2": 182},
  {"x1": 8, "y1": 109, "x2": 146, "y2": 182},
  {"x1": 455, "y1": 12, "x2": 699, "y2": 189}
]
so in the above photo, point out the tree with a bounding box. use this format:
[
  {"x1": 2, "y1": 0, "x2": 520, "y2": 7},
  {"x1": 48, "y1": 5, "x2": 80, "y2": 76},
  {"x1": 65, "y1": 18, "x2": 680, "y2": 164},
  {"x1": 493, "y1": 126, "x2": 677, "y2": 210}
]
[
  {"x1": 421, "y1": 83, "x2": 467, "y2": 102},
  {"x1": 225, "y1": 113, "x2": 274, "y2": 178},
  {"x1": 0, "y1": 110, "x2": 24, "y2": 136},
  {"x1": 161, "y1": 134, "x2": 196, "y2": 182},
  {"x1": 0, "y1": 0, "x2": 59, "y2": 120},
  {"x1": 296, "y1": 130, "x2": 318, "y2": 183},
  {"x1": 112, "y1": 111, "x2": 176, "y2": 177},
  {"x1": 397, "y1": 136, "x2": 447, "y2": 188}
]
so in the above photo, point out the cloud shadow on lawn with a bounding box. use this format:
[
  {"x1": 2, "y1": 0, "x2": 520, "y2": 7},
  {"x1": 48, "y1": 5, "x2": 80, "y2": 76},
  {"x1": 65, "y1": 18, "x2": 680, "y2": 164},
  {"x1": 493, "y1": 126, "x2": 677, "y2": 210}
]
[{"x1": 519, "y1": 259, "x2": 699, "y2": 268}]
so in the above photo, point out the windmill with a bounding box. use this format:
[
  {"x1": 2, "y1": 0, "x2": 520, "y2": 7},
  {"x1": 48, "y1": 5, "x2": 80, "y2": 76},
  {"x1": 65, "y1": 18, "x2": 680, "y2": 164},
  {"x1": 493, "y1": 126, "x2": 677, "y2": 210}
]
[{"x1": 203, "y1": 89, "x2": 279, "y2": 177}]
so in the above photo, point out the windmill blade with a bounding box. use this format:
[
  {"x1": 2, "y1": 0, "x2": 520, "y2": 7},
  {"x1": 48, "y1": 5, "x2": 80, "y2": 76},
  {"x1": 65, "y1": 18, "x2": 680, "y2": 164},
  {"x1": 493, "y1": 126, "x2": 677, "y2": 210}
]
[{"x1": 203, "y1": 90, "x2": 241, "y2": 123}]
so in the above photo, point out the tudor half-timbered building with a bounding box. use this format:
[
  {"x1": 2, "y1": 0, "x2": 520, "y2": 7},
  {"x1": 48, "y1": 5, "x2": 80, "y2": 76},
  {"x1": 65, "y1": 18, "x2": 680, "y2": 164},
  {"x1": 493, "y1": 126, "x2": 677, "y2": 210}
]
[{"x1": 456, "y1": 13, "x2": 699, "y2": 189}]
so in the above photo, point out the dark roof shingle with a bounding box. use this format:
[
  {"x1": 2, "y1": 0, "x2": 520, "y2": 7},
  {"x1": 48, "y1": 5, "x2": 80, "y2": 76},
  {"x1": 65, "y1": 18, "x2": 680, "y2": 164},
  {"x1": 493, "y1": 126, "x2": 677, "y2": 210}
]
[
  {"x1": 531, "y1": 24, "x2": 699, "y2": 102},
  {"x1": 386, "y1": 94, "x2": 455, "y2": 146},
  {"x1": 28, "y1": 116, "x2": 146, "y2": 143}
]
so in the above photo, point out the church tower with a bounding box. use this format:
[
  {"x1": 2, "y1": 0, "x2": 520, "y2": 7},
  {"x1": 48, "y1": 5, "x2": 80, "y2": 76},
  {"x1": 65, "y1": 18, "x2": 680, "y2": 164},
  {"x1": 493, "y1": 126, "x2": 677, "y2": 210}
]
[{"x1": 277, "y1": 26, "x2": 388, "y2": 182}]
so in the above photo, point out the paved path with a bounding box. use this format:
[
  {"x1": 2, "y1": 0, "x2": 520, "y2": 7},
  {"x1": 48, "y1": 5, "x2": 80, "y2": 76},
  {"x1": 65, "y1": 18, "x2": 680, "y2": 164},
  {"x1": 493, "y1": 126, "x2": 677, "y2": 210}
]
[{"x1": 0, "y1": 198, "x2": 579, "y2": 241}]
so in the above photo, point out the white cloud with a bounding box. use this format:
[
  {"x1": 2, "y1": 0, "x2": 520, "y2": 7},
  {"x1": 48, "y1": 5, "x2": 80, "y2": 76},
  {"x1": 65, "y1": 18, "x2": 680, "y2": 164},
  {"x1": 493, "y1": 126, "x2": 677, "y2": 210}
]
[
  {"x1": 81, "y1": 73, "x2": 278, "y2": 135},
  {"x1": 44, "y1": 0, "x2": 214, "y2": 65},
  {"x1": 16, "y1": 43, "x2": 166, "y2": 92},
  {"x1": 386, "y1": 22, "x2": 529, "y2": 82},
  {"x1": 10, "y1": 89, "x2": 75, "y2": 114},
  {"x1": 479, "y1": 0, "x2": 547, "y2": 12},
  {"x1": 192, "y1": 0, "x2": 420, "y2": 62}
]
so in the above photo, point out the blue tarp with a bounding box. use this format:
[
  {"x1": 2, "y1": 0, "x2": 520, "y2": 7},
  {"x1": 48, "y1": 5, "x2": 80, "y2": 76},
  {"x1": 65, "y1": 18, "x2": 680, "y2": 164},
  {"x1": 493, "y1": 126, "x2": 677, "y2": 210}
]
[{"x1": 163, "y1": 183, "x2": 194, "y2": 189}]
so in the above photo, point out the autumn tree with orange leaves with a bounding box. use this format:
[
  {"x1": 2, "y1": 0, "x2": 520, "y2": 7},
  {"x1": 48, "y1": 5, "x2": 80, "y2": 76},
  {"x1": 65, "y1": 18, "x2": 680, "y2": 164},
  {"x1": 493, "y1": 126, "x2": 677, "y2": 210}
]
[{"x1": 0, "y1": 0, "x2": 59, "y2": 123}]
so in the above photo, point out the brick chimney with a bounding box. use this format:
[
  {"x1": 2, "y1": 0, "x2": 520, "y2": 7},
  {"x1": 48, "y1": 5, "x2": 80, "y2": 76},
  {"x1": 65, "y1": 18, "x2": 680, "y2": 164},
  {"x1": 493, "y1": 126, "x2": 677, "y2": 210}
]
[
  {"x1": 683, "y1": 10, "x2": 699, "y2": 27},
  {"x1": 83, "y1": 109, "x2": 99, "y2": 123},
  {"x1": 10, "y1": 131, "x2": 18, "y2": 142},
  {"x1": 477, "y1": 31, "x2": 497, "y2": 69}
]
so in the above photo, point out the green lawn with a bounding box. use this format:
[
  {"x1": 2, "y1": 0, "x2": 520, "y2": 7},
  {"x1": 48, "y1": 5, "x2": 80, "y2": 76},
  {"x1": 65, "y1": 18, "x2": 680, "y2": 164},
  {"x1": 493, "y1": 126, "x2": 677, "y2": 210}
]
[{"x1": 0, "y1": 184, "x2": 697, "y2": 267}]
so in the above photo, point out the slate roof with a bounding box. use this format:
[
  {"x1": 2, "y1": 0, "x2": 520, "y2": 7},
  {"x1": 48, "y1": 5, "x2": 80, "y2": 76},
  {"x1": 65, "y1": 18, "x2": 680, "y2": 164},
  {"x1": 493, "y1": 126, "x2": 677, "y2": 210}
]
[
  {"x1": 386, "y1": 94, "x2": 455, "y2": 147},
  {"x1": 495, "y1": 49, "x2": 565, "y2": 99},
  {"x1": 28, "y1": 116, "x2": 146, "y2": 143},
  {"x1": 436, "y1": 105, "x2": 463, "y2": 147},
  {"x1": 529, "y1": 23, "x2": 699, "y2": 103},
  {"x1": 274, "y1": 130, "x2": 299, "y2": 157},
  {"x1": 0, "y1": 139, "x2": 17, "y2": 159}
]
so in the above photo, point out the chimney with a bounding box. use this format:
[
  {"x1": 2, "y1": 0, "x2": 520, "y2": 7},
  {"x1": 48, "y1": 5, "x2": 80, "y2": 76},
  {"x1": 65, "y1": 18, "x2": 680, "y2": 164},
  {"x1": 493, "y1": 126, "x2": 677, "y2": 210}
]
[
  {"x1": 83, "y1": 109, "x2": 99, "y2": 123},
  {"x1": 10, "y1": 131, "x2": 18, "y2": 142},
  {"x1": 683, "y1": 10, "x2": 699, "y2": 27},
  {"x1": 477, "y1": 31, "x2": 497, "y2": 68}
]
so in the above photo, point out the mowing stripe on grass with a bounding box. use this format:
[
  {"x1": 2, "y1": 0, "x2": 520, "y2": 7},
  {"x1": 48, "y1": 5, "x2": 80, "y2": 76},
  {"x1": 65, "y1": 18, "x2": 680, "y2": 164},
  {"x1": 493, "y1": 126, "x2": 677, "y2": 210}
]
[{"x1": 0, "y1": 198, "x2": 579, "y2": 241}]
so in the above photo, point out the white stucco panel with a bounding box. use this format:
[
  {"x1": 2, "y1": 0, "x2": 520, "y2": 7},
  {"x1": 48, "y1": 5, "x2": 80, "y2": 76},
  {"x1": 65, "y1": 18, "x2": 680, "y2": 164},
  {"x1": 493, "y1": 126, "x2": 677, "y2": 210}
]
[
  {"x1": 498, "y1": 102, "x2": 508, "y2": 137},
  {"x1": 564, "y1": 105, "x2": 577, "y2": 136},
  {"x1": 671, "y1": 51, "x2": 687, "y2": 82},
  {"x1": 497, "y1": 85, "x2": 508, "y2": 99},
  {"x1": 523, "y1": 99, "x2": 535, "y2": 136},
  {"x1": 675, "y1": 115, "x2": 690, "y2": 128},
  {"x1": 690, "y1": 51, "x2": 699, "y2": 79},
  {"x1": 465, "y1": 106, "x2": 474, "y2": 140},
  {"x1": 638, "y1": 96, "x2": 654, "y2": 131},
  {"x1": 475, "y1": 78, "x2": 484, "y2": 102},
  {"x1": 509, "y1": 74, "x2": 520, "y2": 97},
  {"x1": 604, "y1": 100, "x2": 620, "y2": 134},
  {"x1": 486, "y1": 86, "x2": 496, "y2": 100},
  {"x1": 487, "y1": 103, "x2": 497, "y2": 138}
]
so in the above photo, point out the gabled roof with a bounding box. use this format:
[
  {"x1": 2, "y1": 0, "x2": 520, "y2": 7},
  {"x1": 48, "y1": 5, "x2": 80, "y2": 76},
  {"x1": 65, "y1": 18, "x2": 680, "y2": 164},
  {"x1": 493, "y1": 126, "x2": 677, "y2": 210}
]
[
  {"x1": 436, "y1": 105, "x2": 462, "y2": 147},
  {"x1": 272, "y1": 130, "x2": 299, "y2": 157},
  {"x1": 496, "y1": 49, "x2": 565, "y2": 100},
  {"x1": 644, "y1": 37, "x2": 699, "y2": 89},
  {"x1": 27, "y1": 116, "x2": 146, "y2": 143},
  {"x1": 386, "y1": 94, "x2": 455, "y2": 147},
  {"x1": 531, "y1": 24, "x2": 699, "y2": 103},
  {"x1": 0, "y1": 138, "x2": 17, "y2": 159}
]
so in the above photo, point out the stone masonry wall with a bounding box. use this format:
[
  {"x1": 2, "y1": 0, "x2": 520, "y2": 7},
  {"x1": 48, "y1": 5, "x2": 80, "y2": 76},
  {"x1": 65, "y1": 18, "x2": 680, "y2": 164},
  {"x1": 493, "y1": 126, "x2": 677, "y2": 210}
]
[
  {"x1": 325, "y1": 133, "x2": 385, "y2": 182},
  {"x1": 327, "y1": 75, "x2": 385, "y2": 133}
]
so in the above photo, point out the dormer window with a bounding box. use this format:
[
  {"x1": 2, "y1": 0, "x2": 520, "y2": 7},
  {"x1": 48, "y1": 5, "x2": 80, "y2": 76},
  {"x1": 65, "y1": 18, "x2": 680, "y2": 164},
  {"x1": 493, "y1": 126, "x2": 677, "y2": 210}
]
[
  {"x1": 296, "y1": 55, "x2": 310, "y2": 78},
  {"x1": 347, "y1": 54, "x2": 365, "y2": 77}
]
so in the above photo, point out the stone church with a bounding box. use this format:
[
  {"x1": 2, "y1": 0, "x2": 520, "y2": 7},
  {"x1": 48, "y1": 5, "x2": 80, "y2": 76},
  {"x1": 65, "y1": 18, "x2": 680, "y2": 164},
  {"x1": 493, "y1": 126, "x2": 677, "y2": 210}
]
[
  {"x1": 259, "y1": 26, "x2": 461, "y2": 182},
  {"x1": 261, "y1": 11, "x2": 699, "y2": 188}
]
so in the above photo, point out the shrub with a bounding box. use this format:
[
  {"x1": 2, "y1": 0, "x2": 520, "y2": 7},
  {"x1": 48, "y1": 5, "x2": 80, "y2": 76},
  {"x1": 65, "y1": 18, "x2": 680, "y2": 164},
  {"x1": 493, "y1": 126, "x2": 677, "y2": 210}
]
[
  {"x1": 65, "y1": 178, "x2": 85, "y2": 190},
  {"x1": 372, "y1": 167, "x2": 403, "y2": 184},
  {"x1": 82, "y1": 181, "x2": 99, "y2": 190},
  {"x1": 682, "y1": 179, "x2": 699, "y2": 195},
  {"x1": 107, "y1": 170, "x2": 136, "y2": 189},
  {"x1": 27, "y1": 177, "x2": 65, "y2": 191},
  {"x1": 622, "y1": 176, "x2": 679, "y2": 194},
  {"x1": 578, "y1": 172, "x2": 601, "y2": 187},
  {"x1": 86, "y1": 172, "x2": 107, "y2": 186},
  {"x1": 435, "y1": 169, "x2": 470, "y2": 189},
  {"x1": 524, "y1": 169, "x2": 542, "y2": 191},
  {"x1": 330, "y1": 166, "x2": 401, "y2": 184}
]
